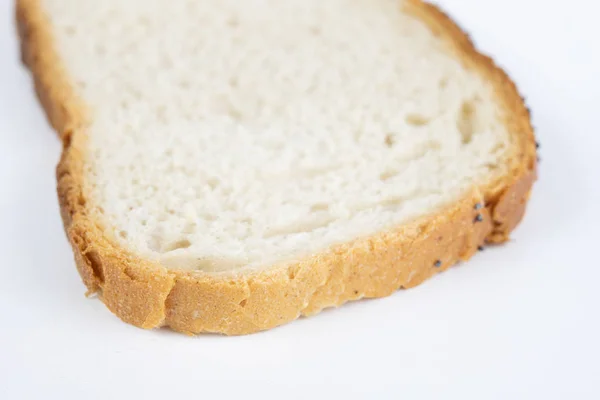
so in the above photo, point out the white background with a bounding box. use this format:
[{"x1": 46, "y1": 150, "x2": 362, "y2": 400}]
[{"x1": 1, "y1": 0, "x2": 599, "y2": 398}]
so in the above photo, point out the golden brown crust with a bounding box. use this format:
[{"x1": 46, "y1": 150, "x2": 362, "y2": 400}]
[{"x1": 17, "y1": 0, "x2": 537, "y2": 335}]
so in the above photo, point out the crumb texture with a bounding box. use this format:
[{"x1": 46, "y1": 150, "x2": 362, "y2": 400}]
[{"x1": 42, "y1": 0, "x2": 510, "y2": 271}]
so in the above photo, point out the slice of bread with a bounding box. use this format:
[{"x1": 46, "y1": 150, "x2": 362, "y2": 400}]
[{"x1": 17, "y1": 0, "x2": 537, "y2": 335}]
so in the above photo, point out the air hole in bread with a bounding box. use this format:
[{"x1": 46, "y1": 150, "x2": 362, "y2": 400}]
[
  {"x1": 457, "y1": 100, "x2": 477, "y2": 144},
  {"x1": 405, "y1": 114, "x2": 430, "y2": 127},
  {"x1": 384, "y1": 133, "x2": 395, "y2": 147},
  {"x1": 206, "y1": 177, "x2": 220, "y2": 189},
  {"x1": 264, "y1": 217, "x2": 336, "y2": 238},
  {"x1": 380, "y1": 170, "x2": 398, "y2": 181},
  {"x1": 310, "y1": 203, "x2": 329, "y2": 212},
  {"x1": 48, "y1": 0, "x2": 515, "y2": 272},
  {"x1": 162, "y1": 239, "x2": 192, "y2": 252},
  {"x1": 202, "y1": 214, "x2": 216, "y2": 222}
]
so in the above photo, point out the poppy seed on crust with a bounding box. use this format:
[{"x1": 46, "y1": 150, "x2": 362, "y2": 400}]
[{"x1": 434, "y1": 260, "x2": 442, "y2": 267}]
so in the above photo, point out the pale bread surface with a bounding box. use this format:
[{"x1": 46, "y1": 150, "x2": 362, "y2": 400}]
[{"x1": 41, "y1": 0, "x2": 510, "y2": 273}]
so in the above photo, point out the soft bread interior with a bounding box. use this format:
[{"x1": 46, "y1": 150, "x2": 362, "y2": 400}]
[{"x1": 43, "y1": 0, "x2": 510, "y2": 272}]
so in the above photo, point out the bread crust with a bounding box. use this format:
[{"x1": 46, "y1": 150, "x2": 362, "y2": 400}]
[{"x1": 16, "y1": 0, "x2": 537, "y2": 335}]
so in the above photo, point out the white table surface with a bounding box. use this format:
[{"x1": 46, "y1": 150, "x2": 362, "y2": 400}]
[{"x1": 1, "y1": 0, "x2": 599, "y2": 398}]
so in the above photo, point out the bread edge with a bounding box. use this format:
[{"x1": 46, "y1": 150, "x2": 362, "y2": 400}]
[{"x1": 16, "y1": 0, "x2": 537, "y2": 335}]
